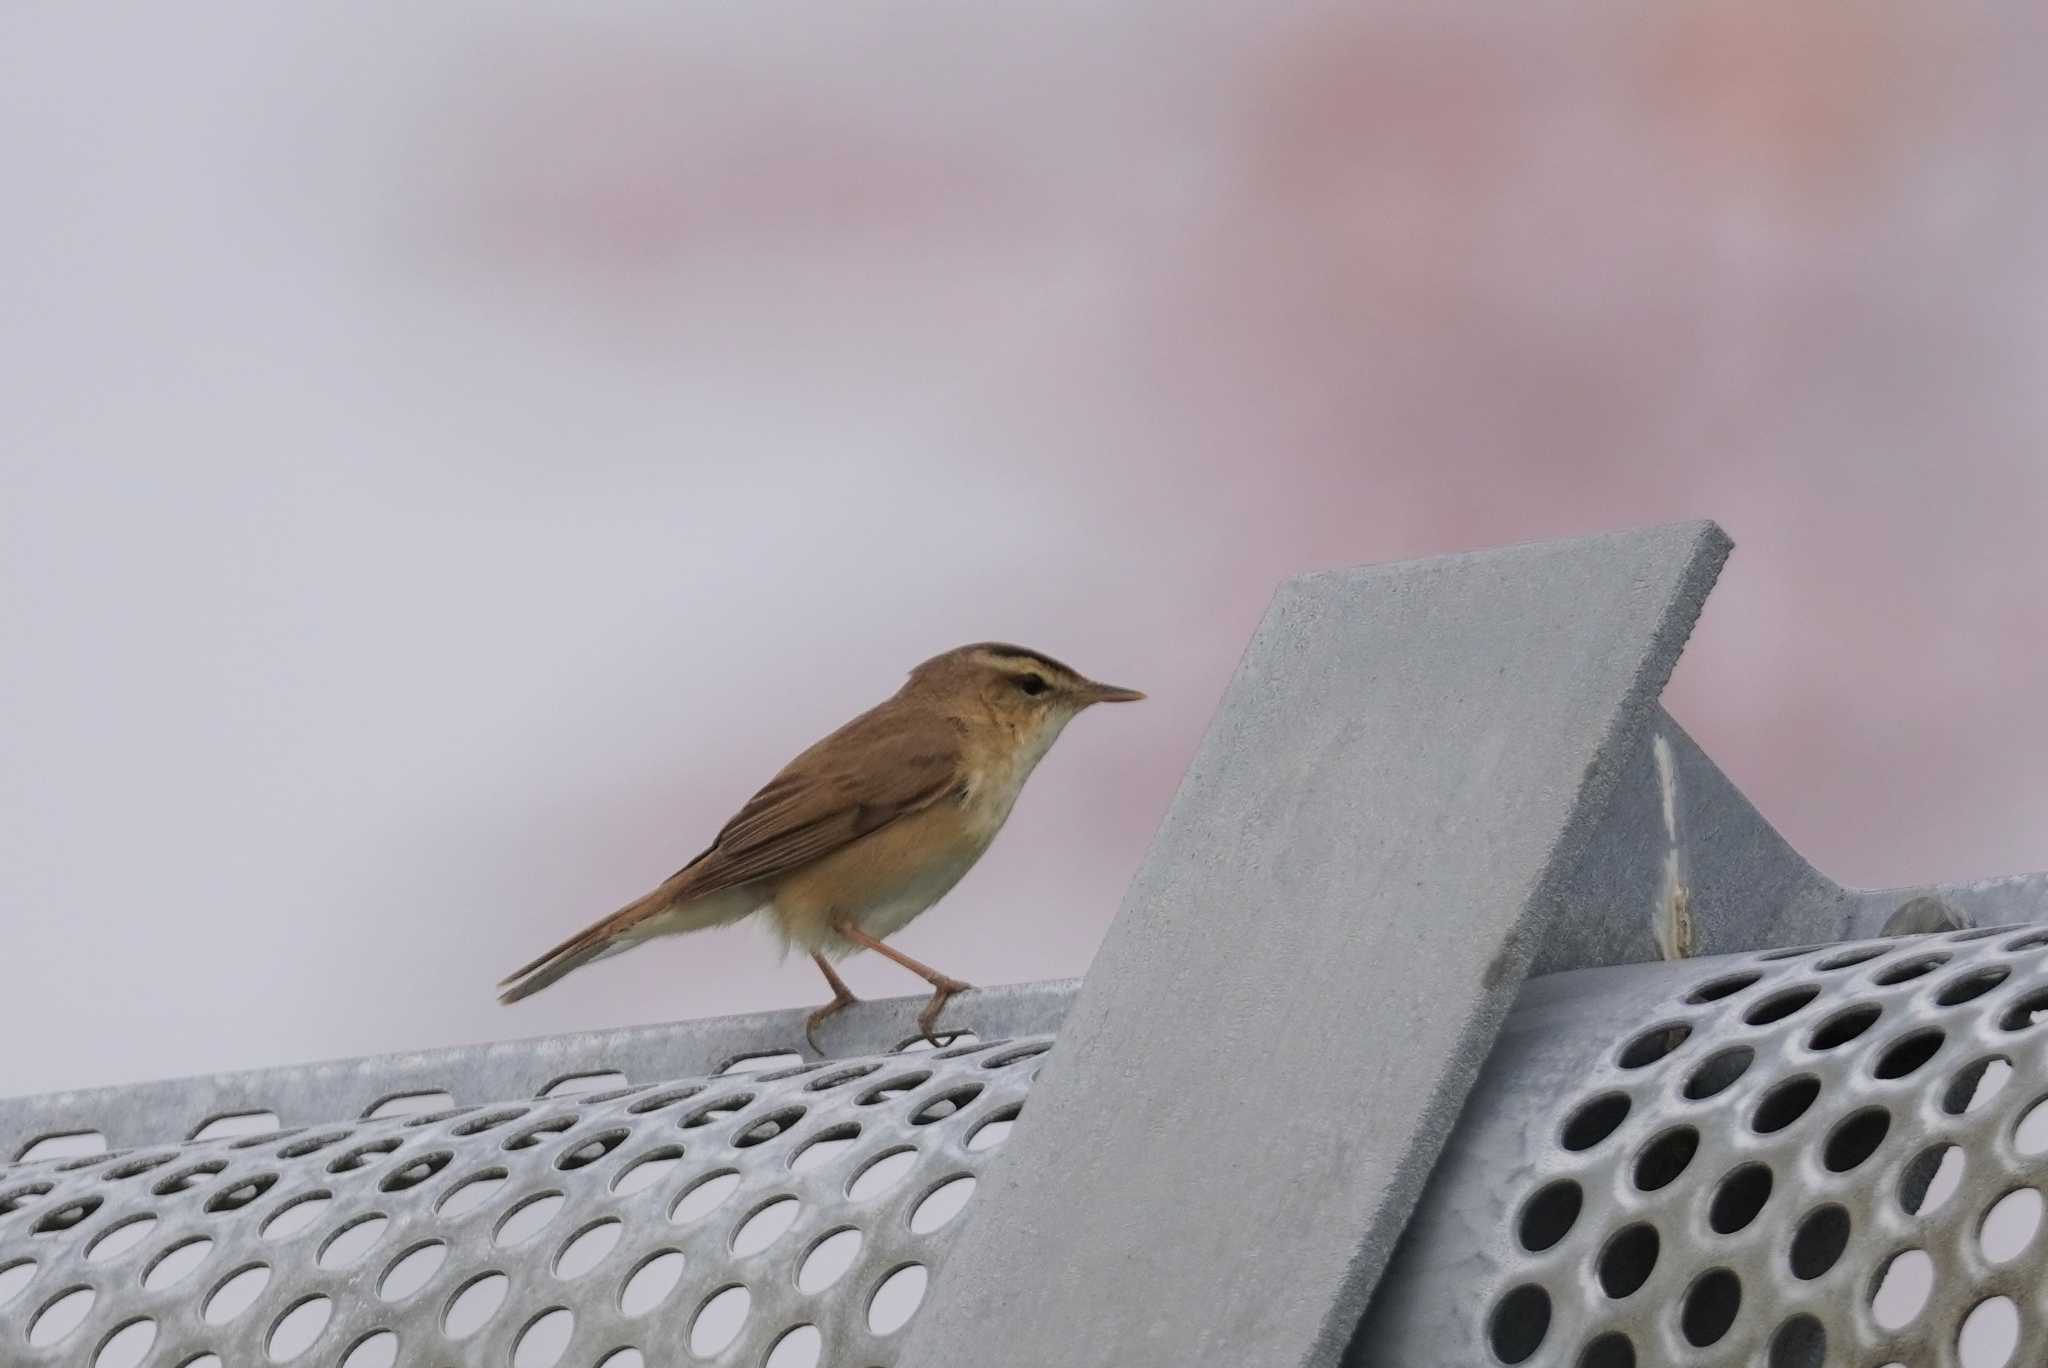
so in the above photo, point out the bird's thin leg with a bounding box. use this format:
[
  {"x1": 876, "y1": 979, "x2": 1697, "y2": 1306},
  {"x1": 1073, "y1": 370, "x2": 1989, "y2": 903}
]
[
  {"x1": 805, "y1": 952, "x2": 862, "y2": 1053},
  {"x1": 830, "y1": 916, "x2": 972, "y2": 1046}
]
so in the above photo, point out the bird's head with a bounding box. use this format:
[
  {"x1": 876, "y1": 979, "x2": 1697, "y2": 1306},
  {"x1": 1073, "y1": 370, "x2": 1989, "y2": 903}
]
[{"x1": 908, "y1": 642, "x2": 1144, "y2": 742}]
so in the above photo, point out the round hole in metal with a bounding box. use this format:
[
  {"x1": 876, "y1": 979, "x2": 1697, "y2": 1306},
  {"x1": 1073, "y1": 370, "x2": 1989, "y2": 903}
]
[
  {"x1": 1823, "y1": 1108, "x2": 1891, "y2": 1172},
  {"x1": 1873, "y1": 1029, "x2": 1944, "y2": 1080},
  {"x1": 1873, "y1": 953, "x2": 1949, "y2": 985},
  {"x1": 1996, "y1": 987, "x2": 2048, "y2": 1031},
  {"x1": 338, "y1": 1331, "x2": 396, "y2": 1368},
  {"x1": 1597, "y1": 1223, "x2": 1659, "y2": 1299},
  {"x1": 1685, "y1": 972, "x2": 1760, "y2": 1004},
  {"x1": 621, "y1": 1250, "x2": 685, "y2": 1316},
  {"x1": 378, "y1": 1150, "x2": 450, "y2": 1192},
  {"x1": 1979, "y1": 1188, "x2": 2042, "y2": 1263},
  {"x1": 799, "y1": 1229, "x2": 863, "y2": 1294},
  {"x1": 849, "y1": 1148, "x2": 918, "y2": 1200},
  {"x1": 1767, "y1": 1314, "x2": 1827, "y2": 1368},
  {"x1": 1488, "y1": 1284, "x2": 1551, "y2": 1364},
  {"x1": 261, "y1": 1191, "x2": 332, "y2": 1239},
  {"x1": 1752, "y1": 1077, "x2": 1820, "y2": 1134},
  {"x1": 555, "y1": 1130, "x2": 628, "y2": 1172},
  {"x1": 88, "y1": 1215, "x2": 158, "y2": 1261},
  {"x1": 145, "y1": 1237, "x2": 212, "y2": 1289},
  {"x1": 690, "y1": 1285, "x2": 751, "y2": 1355},
  {"x1": 1517, "y1": 1181, "x2": 1583, "y2": 1255},
  {"x1": 378, "y1": 1242, "x2": 446, "y2": 1301},
  {"x1": 612, "y1": 1147, "x2": 683, "y2": 1195},
  {"x1": 443, "y1": 1271, "x2": 508, "y2": 1338},
  {"x1": 1808, "y1": 1004, "x2": 1881, "y2": 1050},
  {"x1": 1679, "y1": 1268, "x2": 1741, "y2": 1347},
  {"x1": 732, "y1": 1196, "x2": 801, "y2": 1256},
  {"x1": 2018, "y1": 1096, "x2": 2048, "y2": 1155},
  {"x1": 435, "y1": 1169, "x2": 506, "y2": 1218},
  {"x1": 203, "y1": 1264, "x2": 270, "y2": 1324},
  {"x1": 1959, "y1": 1295, "x2": 2018, "y2": 1368},
  {"x1": 911, "y1": 1175, "x2": 978, "y2": 1234},
  {"x1": 1618, "y1": 1024, "x2": 1690, "y2": 1068},
  {"x1": 0, "y1": 1259, "x2": 34, "y2": 1309},
  {"x1": 267, "y1": 1295, "x2": 331, "y2": 1362},
  {"x1": 1682, "y1": 1047, "x2": 1753, "y2": 1101},
  {"x1": 764, "y1": 1323, "x2": 823, "y2": 1368},
  {"x1": 1575, "y1": 1332, "x2": 1634, "y2": 1368},
  {"x1": 1788, "y1": 1205, "x2": 1849, "y2": 1279},
  {"x1": 868, "y1": 1265, "x2": 928, "y2": 1336},
  {"x1": 967, "y1": 1110, "x2": 1018, "y2": 1152},
  {"x1": 791, "y1": 1125, "x2": 861, "y2": 1173},
  {"x1": 95, "y1": 1318, "x2": 157, "y2": 1368},
  {"x1": 670, "y1": 1171, "x2": 739, "y2": 1224},
  {"x1": 556, "y1": 1219, "x2": 623, "y2": 1279},
  {"x1": 1936, "y1": 965, "x2": 2010, "y2": 1006},
  {"x1": 1633, "y1": 1126, "x2": 1698, "y2": 1191},
  {"x1": 497, "y1": 1192, "x2": 566, "y2": 1245},
  {"x1": 1900, "y1": 1144, "x2": 1964, "y2": 1216},
  {"x1": 1744, "y1": 986, "x2": 1818, "y2": 1026},
  {"x1": 1709, "y1": 1163, "x2": 1773, "y2": 1235},
  {"x1": 1561, "y1": 1094, "x2": 1631, "y2": 1152},
  {"x1": 513, "y1": 1308, "x2": 573, "y2": 1368},
  {"x1": 1871, "y1": 1249, "x2": 1933, "y2": 1329},
  {"x1": 1945, "y1": 1057, "x2": 2012, "y2": 1115},
  {"x1": 733, "y1": 1107, "x2": 807, "y2": 1149},
  {"x1": 318, "y1": 1215, "x2": 386, "y2": 1269},
  {"x1": 30, "y1": 1286, "x2": 96, "y2": 1346}
]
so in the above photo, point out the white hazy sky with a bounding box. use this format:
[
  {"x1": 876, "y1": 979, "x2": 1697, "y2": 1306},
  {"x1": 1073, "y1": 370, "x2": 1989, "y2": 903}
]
[{"x1": 7, "y1": 0, "x2": 2048, "y2": 1097}]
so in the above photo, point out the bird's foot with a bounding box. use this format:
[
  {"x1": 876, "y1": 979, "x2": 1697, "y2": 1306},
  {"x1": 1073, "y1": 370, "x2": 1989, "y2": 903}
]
[
  {"x1": 805, "y1": 989, "x2": 860, "y2": 1053},
  {"x1": 917, "y1": 976, "x2": 973, "y2": 1048}
]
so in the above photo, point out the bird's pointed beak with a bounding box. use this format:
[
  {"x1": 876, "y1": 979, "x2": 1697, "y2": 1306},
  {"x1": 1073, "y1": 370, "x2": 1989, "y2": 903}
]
[{"x1": 1081, "y1": 680, "x2": 1146, "y2": 705}]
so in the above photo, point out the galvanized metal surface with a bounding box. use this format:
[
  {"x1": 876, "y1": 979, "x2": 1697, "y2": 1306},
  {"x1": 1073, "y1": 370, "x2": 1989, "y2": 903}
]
[
  {"x1": 1353, "y1": 926, "x2": 2048, "y2": 1368},
  {"x1": 0, "y1": 1032, "x2": 1048, "y2": 1368},
  {"x1": 9, "y1": 933, "x2": 2048, "y2": 1367},
  {"x1": 0, "y1": 982, "x2": 1077, "y2": 1163},
  {"x1": 1543, "y1": 706, "x2": 2048, "y2": 977}
]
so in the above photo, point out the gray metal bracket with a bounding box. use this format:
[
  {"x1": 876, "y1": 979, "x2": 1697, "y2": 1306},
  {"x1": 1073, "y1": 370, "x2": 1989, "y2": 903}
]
[{"x1": 1539, "y1": 706, "x2": 2048, "y2": 975}]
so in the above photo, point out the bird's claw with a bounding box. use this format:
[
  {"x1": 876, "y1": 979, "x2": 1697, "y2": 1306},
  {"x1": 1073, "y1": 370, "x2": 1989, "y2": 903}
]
[
  {"x1": 805, "y1": 991, "x2": 859, "y2": 1053},
  {"x1": 917, "y1": 977, "x2": 973, "y2": 1048}
]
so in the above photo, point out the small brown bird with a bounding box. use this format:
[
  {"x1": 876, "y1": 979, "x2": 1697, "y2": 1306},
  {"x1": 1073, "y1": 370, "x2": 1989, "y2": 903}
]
[{"x1": 497, "y1": 643, "x2": 1143, "y2": 1046}]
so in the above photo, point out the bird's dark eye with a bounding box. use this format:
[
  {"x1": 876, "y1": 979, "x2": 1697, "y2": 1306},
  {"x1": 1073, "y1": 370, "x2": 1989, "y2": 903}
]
[{"x1": 1015, "y1": 673, "x2": 1049, "y2": 696}]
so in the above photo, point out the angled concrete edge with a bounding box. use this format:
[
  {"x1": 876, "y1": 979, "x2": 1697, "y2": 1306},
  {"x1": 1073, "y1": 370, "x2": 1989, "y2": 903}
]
[{"x1": 899, "y1": 521, "x2": 1733, "y2": 1368}]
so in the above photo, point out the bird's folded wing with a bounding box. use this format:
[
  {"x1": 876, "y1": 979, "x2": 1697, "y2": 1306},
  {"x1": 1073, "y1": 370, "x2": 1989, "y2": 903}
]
[{"x1": 666, "y1": 707, "x2": 965, "y2": 901}]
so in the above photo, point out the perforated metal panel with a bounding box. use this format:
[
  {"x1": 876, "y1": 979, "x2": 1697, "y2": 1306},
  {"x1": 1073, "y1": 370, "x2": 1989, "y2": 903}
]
[
  {"x1": 0, "y1": 1035, "x2": 1046, "y2": 1368},
  {"x1": 14, "y1": 929, "x2": 2048, "y2": 1368},
  {"x1": 1355, "y1": 926, "x2": 2048, "y2": 1368}
]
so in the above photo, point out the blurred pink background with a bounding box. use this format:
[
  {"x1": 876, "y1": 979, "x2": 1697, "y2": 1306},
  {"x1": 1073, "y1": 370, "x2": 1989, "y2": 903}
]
[{"x1": 6, "y1": 2, "x2": 2047, "y2": 1095}]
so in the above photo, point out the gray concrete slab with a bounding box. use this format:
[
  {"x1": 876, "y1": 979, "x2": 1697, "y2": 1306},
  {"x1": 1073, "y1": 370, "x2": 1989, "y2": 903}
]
[{"x1": 899, "y1": 521, "x2": 1732, "y2": 1368}]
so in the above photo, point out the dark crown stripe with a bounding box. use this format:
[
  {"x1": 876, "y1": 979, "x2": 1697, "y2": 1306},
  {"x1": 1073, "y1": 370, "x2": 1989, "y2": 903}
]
[{"x1": 971, "y1": 643, "x2": 1079, "y2": 677}]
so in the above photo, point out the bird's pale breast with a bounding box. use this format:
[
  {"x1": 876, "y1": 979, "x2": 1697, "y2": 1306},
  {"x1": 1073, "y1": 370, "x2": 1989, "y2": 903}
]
[{"x1": 767, "y1": 766, "x2": 1025, "y2": 954}]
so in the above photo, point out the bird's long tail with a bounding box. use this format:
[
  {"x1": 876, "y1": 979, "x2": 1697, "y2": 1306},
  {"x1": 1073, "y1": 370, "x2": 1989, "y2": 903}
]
[{"x1": 496, "y1": 880, "x2": 751, "y2": 1005}]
